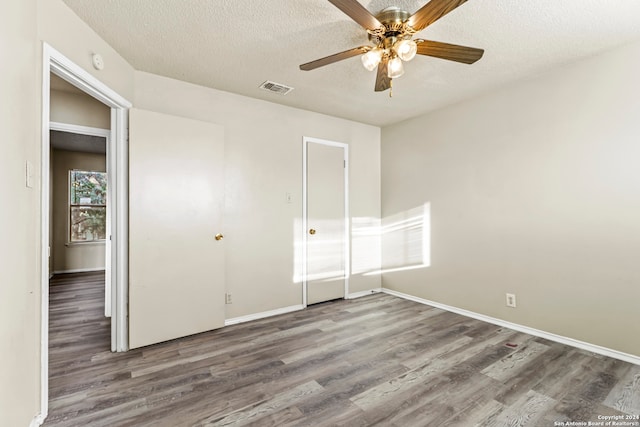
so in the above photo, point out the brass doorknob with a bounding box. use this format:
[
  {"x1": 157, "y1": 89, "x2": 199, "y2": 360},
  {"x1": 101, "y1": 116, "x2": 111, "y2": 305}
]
[
  {"x1": 215, "y1": 233, "x2": 224, "y2": 241},
  {"x1": 309, "y1": 229, "x2": 316, "y2": 235}
]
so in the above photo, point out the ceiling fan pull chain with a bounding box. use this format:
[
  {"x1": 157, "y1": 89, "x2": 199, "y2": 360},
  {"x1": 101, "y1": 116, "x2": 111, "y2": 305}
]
[{"x1": 390, "y1": 79, "x2": 393, "y2": 98}]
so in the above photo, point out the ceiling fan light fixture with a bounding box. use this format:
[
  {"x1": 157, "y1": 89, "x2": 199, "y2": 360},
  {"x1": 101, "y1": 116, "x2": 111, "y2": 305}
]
[
  {"x1": 395, "y1": 39, "x2": 417, "y2": 62},
  {"x1": 299, "y1": 0, "x2": 485, "y2": 94},
  {"x1": 361, "y1": 48, "x2": 383, "y2": 71},
  {"x1": 387, "y1": 56, "x2": 404, "y2": 78}
]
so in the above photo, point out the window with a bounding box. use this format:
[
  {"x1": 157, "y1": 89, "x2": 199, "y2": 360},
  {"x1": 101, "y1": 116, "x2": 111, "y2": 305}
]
[{"x1": 69, "y1": 170, "x2": 107, "y2": 242}]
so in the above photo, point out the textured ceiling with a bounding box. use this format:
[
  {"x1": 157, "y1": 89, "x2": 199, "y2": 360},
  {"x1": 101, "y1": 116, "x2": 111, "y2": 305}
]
[
  {"x1": 51, "y1": 130, "x2": 106, "y2": 154},
  {"x1": 62, "y1": 0, "x2": 640, "y2": 126}
]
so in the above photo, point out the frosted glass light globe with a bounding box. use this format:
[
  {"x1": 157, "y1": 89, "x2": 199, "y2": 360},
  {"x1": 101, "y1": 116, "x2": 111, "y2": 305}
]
[
  {"x1": 387, "y1": 56, "x2": 405, "y2": 78},
  {"x1": 361, "y1": 48, "x2": 383, "y2": 71},
  {"x1": 395, "y1": 39, "x2": 418, "y2": 62}
]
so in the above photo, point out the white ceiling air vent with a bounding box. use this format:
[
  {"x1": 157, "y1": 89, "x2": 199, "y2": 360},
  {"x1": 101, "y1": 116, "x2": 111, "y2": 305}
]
[{"x1": 259, "y1": 80, "x2": 294, "y2": 95}]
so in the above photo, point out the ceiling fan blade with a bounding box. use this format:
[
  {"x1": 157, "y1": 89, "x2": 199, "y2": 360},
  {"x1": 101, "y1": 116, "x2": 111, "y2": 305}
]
[
  {"x1": 407, "y1": 0, "x2": 469, "y2": 32},
  {"x1": 416, "y1": 39, "x2": 484, "y2": 64},
  {"x1": 375, "y1": 60, "x2": 391, "y2": 92},
  {"x1": 300, "y1": 46, "x2": 370, "y2": 71},
  {"x1": 328, "y1": 0, "x2": 383, "y2": 31}
]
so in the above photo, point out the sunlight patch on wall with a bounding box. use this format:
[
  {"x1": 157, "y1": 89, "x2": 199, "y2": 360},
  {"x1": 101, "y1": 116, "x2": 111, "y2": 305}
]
[
  {"x1": 367, "y1": 203, "x2": 431, "y2": 276},
  {"x1": 292, "y1": 205, "x2": 425, "y2": 283},
  {"x1": 351, "y1": 217, "x2": 382, "y2": 275}
]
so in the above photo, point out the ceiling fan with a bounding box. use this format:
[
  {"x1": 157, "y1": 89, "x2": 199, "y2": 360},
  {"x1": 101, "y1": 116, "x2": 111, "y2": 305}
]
[{"x1": 300, "y1": 0, "x2": 484, "y2": 95}]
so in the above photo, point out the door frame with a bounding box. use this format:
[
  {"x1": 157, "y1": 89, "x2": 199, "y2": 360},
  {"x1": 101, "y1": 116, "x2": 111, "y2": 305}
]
[
  {"x1": 302, "y1": 136, "x2": 350, "y2": 307},
  {"x1": 39, "y1": 43, "x2": 131, "y2": 424}
]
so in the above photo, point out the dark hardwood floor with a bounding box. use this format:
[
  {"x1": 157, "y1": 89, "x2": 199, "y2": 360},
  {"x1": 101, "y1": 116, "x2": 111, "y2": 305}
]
[{"x1": 44, "y1": 272, "x2": 640, "y2": 426}]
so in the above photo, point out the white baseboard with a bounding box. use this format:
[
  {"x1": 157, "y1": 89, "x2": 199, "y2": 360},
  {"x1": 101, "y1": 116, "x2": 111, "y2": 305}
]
[
  {"x1": 223, "y1": 289, "x2": 380, "y2": 328},
  {"x1": 225, "y1": 304, "x2": 305, "y2": 326},
  {"x1": 346, "y1": 289, "x2": 382, "y2": 299},
  {"x1": 52, "y1": 267, "x2": 105, "y2": 275},
  {"x1": 382, "y1": 288, "x2": 640, "y2": 366}
]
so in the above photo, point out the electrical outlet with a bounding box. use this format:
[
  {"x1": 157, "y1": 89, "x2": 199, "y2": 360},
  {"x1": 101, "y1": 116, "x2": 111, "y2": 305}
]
[
  {"x1": 225, "y1": 293, "x2": 232, "y2": 304},
  {"x1": 506, "y1": 293, "x2": 517, "y2": 308}
]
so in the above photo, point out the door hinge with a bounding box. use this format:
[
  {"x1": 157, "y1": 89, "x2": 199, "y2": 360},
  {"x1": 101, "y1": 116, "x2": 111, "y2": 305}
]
[{"x1": 344, "y1": 160, "x2": 346, "y2": 168}]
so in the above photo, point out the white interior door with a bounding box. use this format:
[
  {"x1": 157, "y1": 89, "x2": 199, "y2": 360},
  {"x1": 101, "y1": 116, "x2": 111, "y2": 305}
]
[
  {"x1": 305, "y1": 139, "x2": 348, "y2": 305},
  {"x1": 128, "y1": 109, "x2": 225, "y2": 349}
]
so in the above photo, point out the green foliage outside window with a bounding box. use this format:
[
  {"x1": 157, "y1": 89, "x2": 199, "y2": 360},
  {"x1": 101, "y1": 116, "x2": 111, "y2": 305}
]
[{"x1": 70, "y1": 170, "x2": 107, "y2": 242}]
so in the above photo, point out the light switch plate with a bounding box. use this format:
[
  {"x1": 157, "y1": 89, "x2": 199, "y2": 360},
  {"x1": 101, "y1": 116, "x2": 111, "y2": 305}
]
[{"x1": 26, "y1": 160, "x2": 34, "y2": 188}]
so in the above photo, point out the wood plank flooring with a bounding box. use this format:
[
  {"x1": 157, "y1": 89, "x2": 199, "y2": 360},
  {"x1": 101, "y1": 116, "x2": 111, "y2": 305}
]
[{"x1": 44, "y1": 272, "x2": 640, "y2": 426}]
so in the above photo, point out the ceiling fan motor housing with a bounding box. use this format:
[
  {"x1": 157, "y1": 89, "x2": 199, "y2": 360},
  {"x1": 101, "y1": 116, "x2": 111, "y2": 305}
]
[{"x1": 369, "y1": 6, "x2": 413, "y2": 46}]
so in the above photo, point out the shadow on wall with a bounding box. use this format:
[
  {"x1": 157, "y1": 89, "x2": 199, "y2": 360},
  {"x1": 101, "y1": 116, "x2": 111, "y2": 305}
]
[{"x1": 292, "y1": 203, "x2": 431, "y2": 283}]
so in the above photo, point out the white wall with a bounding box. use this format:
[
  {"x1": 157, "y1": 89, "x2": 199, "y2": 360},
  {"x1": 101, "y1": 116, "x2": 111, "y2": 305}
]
[
  {"x1": 134, "y1": 72, "x2": 381, "y2": 320},
  {"x1": 51, "y1": 149, "x2": 107, "y2": 273},
  {"x1": 0, "y1": 0, "x2": 40, "y2": 425},
  {"x1": 381, "y1": 40, "x2": 640, "y2": 358},
  {"x1": 37, "y1": 0, "x2": 135, "y2": 101},
  {"x1": 50, "y1": 89, "x2": 111, "y2": 129}
]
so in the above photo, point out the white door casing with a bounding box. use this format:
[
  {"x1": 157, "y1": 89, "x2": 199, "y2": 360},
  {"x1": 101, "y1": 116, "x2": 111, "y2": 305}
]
[{"x1": 128, "y1": 109, "x2": 226, "y2": 348}]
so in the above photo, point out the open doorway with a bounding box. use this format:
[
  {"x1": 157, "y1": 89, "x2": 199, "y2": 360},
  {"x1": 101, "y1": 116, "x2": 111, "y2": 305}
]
[
  {"x1": 49, "y1": 75, "x2": 112, "y2": 317},
  {"x1": 39, "y1": 44, "x2": 131, "y2": 424}
]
